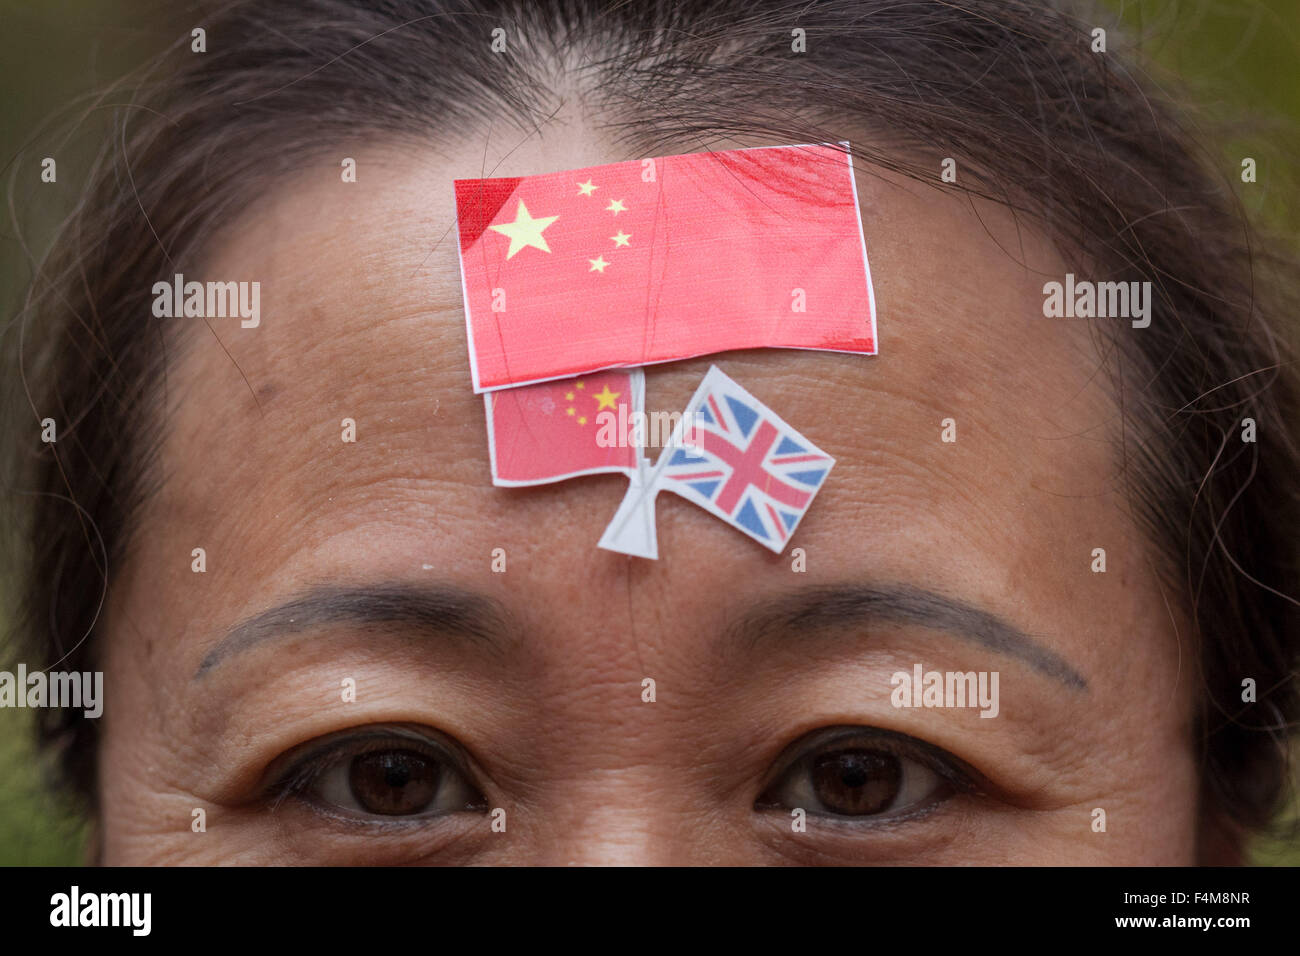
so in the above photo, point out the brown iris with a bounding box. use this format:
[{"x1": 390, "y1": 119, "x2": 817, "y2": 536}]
[
  {"x1": 810, "y1": 749, "x2": 902, "y2": 815},
  {"x1": 348, "y1": 750, "x2": 440, "y2": 815}
]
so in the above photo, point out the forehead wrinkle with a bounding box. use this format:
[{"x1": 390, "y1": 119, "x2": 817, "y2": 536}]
[{"x1": 159, "y1": 282, "x2": 487, "y2": 524}]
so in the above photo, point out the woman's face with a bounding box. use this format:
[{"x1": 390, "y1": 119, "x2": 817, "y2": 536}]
[{"x1": 98, "y1": 128, "x2": 1199, "y2": 864}]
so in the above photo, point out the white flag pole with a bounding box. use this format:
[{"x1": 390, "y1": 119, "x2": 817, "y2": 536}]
[
  {"x1": 597, "y1": 367, "x2": 667, "y2": 558},
  {"x1": 598, "y1": 452, "x2": 660, "y2": 558}
]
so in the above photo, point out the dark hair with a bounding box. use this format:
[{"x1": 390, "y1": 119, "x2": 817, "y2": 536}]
[{"x1": 4, "y1": 0, "x2": 1298, "y2": 857}]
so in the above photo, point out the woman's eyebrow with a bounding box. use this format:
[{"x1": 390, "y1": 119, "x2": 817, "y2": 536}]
[
  {"x1": 193, "y1": 582, "x2": 1084, "y2": 689},
  {"x1": 732, "y1": 584, "x2": 1088, "y2": 690},
  {"x1": 193, "y1": 583, "x2": 512, "y2": 678}
]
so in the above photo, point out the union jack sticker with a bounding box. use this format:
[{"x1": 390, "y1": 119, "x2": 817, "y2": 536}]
[{"x1": 657, "y1": 366, "x2": 834, "y2": 552}]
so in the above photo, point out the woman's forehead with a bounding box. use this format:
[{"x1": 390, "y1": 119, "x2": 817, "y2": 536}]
[
  {"x1": 142, "y1": 139, "x2": 1144, "y2": 687},
  {"x1": 172, "y1": 135, "x2": 1107, "y2": 463}
]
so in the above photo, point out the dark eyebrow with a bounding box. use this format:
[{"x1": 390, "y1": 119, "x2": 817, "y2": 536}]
[
  {"x1": 194, "y1": 583, "x2": 510, "y2": 679},
  {"x1": 734, "y1": 584, "x2": 1087, "y2": 690}
]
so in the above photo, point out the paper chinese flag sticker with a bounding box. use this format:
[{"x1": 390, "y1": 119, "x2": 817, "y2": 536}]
[
  {"x1": 455, "y1": 143, "x2": 877, "y2": 392},
  {"x1": 485, "y1": 369, "x2": 642, "y2": 485}
]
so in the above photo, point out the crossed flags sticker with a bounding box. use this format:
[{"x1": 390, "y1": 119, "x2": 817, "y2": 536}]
[{"x1": 457, "y1": 142, "x2": 870, "y2": 558}]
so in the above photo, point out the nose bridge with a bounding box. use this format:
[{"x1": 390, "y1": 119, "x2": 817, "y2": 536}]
[
  {"x1": 508, "y1": 577, "x2": 721, "y2": 865},
  {"x1": 527, "y1": 673, "x2": 700, "y2": 864},
  {"x1": 531, "y1": 766, "x2": 684, "y2": 866}
]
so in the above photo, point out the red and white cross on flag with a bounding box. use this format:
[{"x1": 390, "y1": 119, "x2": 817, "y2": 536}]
[{"x1": 454, "y1": 143, "x2": 877, "y2": 392}]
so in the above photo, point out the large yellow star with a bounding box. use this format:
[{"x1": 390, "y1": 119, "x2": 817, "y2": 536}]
[
  {"x1": 593, "y1": 385, "x2": 620, "y2": 410},
  {"x1": 488, "y1": 201, "x2": 558, "y2": 259}
]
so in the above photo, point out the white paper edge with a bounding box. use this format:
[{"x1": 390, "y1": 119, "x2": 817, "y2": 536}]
[
  {"x1": 596, "y1": 453, "x2": 660, "y2": 559},
  {"x1": 472, "y1": 340, "x2": 876, "y2": 394},
  {"x1": 841, "y1": 140, "x2": 879, "y2": 356},
  {"x1": 455, "y1": 214, "x2": 486, "y2": 393}
]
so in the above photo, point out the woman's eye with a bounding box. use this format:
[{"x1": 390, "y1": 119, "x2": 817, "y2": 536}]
[
  {"x1": 758, "y1": 729, "x2": 968, "y2": 821},
  {"x1": 319, "y1": 748, "x2": 454, "y2": 816},
  {"x1": 270, "y1": 726, "x2": 487, "y2": 820}
]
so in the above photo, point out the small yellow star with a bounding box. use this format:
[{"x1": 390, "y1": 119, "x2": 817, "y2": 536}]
[
  {"x1": 605, "y1": 199, "x2": 627, "y2": 215},
  {"x1": 610, "y1": 230, "x2": 631, "y2": 247},
  {"x1": 593, "y1": 385, "x2": 620, "y2": 410},
  {"x1": 566, "y1": 407, "x2": 575, "y2": 416},
  {"x1": 589, "y1": 255, "x2": 609, "y2": 273},
  {"x1": 577, "y1": 180, "x2": 597, "y2": 196},
  {"x1": 577, "y1": 416, "x2": 588, "y2": 425},
  {"x1": 576, "y1": 381, "x2": 585, "y2": 389},
  {"x1": 565, "y1": 391, "x2": 575, "y2": 401}
]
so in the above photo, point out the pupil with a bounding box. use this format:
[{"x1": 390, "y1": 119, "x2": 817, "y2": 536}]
[
  {"x1": 349, "y1": 750, "x2": 439, "y2": 815},
  {"x1": 840, "y1": 763, "x2": 869, "y2": 788},
  {"x1": 811, "y1": 749, "x2": 902, "y2": 815}
]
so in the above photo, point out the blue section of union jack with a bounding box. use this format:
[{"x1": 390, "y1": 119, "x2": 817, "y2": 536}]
[{"x1": 660, "y1": 369, "x2": 833, "y2": 550}]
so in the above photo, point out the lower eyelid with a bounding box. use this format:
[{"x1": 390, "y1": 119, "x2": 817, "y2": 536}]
[
  {"x1": 753, "y1": 800, "x2": 978, "y2": 866},
  {"x1": 257, "y1": 798, "x2": 498, "y2": 866},
  {"x1": 755, "y1": 778, "x2": 958, "y2": 829},
  {"x1": 287, "y1": 793, "x2": 477, "y2": 827}
]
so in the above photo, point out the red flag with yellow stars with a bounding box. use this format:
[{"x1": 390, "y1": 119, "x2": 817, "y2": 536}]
[
  {"x1": 454, "y1": 143, "x2": 877, "y2": 392},
  {"x1": 484, "y1": 369, "x2": 642, "y2": 485}
]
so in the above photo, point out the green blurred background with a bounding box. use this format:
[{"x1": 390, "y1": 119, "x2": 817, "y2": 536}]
[{"x1": 1, "y1": 0, "x2": 1297, "y2": 865}]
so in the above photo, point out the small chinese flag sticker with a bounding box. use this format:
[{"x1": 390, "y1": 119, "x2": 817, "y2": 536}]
[{"x1": 485, "y1": 369, "x2": 641, "y2": 485}]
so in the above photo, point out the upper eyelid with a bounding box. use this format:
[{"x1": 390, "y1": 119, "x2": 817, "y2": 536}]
[
  {"x1": 260, "y1": 724, "x2": 473, "y2": 802},
  {"x1": 759, "y1": 725, "x2": 986, "y2": 798}
]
